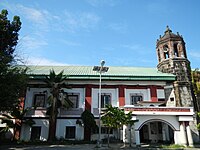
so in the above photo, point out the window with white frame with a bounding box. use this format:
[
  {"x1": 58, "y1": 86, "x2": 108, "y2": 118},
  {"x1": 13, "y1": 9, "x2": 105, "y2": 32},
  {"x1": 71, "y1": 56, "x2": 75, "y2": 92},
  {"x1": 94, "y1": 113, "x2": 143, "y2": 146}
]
[
  {"x1": 65, "y1": 126, "x2": 76, "y2": 139},
  {"x1": 33, "y1": 94, "x2": 46, "y2": 107},
  {"x1": 130, "y1": 94, "x2": 143, "y2": 105},
  {"x1": 100, "y1": 94, "x2": 111, "y2": 108},
  {"x1": 66, "y1": 93, "x2": 79, "y2": 108}
]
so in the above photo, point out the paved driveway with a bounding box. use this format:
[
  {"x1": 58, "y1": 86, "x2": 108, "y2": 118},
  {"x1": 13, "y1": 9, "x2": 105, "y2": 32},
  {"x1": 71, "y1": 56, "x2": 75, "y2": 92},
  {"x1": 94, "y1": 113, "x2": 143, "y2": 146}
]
[{"x1": 1, "y1": 144, "x2": 200, "y2": 150}]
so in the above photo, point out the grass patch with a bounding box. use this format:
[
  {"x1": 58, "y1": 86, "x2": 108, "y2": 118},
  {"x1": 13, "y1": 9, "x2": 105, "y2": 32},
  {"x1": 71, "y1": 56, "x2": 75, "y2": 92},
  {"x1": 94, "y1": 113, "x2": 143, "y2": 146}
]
[{"x1": 161, "y1": 144, "x2": 185, "y2": 149}]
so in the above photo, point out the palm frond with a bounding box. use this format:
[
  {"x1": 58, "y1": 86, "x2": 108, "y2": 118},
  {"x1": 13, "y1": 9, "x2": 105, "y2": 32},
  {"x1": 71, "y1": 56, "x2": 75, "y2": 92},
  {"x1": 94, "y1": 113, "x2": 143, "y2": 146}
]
[
  {"x1": 0, "y1": 126, "x2": 10, "y2": 133},
  {"x1": 55, "y1": 70, "x2": 65, "y2": 82},
  {"x1": 1, "y1": 117, "x2": 14, "y2": 128},
  {"x1": 62, "y1": 97, "x2": 74, "y2": 109},
  {"x1": 2, "y1": 113, "x2": 13, "y2": 119},
  {"x1": 47, "y1": 95, "x2": 54, "y2": 105},
  {"x1": 46, "y1": 106, "x2": 52, "y2": 116},
  {"x1": 11, "y1": 108, "x2": 22, "y2": 119}
]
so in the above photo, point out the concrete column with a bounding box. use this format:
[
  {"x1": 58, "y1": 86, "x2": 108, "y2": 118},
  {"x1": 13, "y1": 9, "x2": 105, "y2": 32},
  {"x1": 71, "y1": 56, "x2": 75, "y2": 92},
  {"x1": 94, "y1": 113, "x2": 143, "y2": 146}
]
[
  {"x1": 123, "y1": 125, "x2": 128, "y2": 143},
  {"x1": 174, "y1": 130, "x2": 178, "y2": 144},
  {"x1": 186, "y1": 122, "x2": 194, "y2": 147},
  {"x1": 135, "y1": 130, "x2": 140, "y2": 146},
  {"x1": 128, "y1": 124, "x2": 131, "y2": 144},
  {"x1": 131, "y1": 124, "x2": 136, "y2": 144},
  {"x1": 179, "y1": 121, "x2": 187, "y2": 146}
]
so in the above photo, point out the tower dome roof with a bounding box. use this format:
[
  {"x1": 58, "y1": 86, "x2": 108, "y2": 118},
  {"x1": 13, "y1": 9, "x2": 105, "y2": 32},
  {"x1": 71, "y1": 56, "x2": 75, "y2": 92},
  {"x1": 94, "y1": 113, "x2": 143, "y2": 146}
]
[{"x1": 159, "y1": 26, "x2": 182, "y2": 41}]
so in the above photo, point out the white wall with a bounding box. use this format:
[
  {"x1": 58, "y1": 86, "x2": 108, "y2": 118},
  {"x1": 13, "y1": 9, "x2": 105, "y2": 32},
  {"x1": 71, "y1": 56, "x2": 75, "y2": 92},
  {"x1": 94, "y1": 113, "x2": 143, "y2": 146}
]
[
  {"x1": 157, "y1": 89, "x2": 165, "y2": 99},
  {"x1": 23, "y1": 87, "x2": 85, "y2": 141},
  {"x1": 165, "y1": 86, "x2": 176, "y2": 107},
  {"x1": 25, "y1": 88, "x2": 50, "y2": 108},
  {"x1": 91, "y1": 88, "x2": 118, "y2": 114},
  {"x1": 63, "y1": 88, "x2": 85, "y2": 109},
  {"x1": 20, "y1": 119, "x2": 49, "y2": 141},
  {"x1": 56, "y1": 119, "x2": 84, "y2": 140},
  {"x1": 25, "y1": 88, "x2": 85, "y2": 109},
  {"x1": 125, "y1": 89, "x2": 151, "y2": 105},
  {"x1": 21, "y1": 119, "x2": 84, "y2": 141},
  {"x1": 134, "y1": 115, "x2": 179, "y2": 131}
]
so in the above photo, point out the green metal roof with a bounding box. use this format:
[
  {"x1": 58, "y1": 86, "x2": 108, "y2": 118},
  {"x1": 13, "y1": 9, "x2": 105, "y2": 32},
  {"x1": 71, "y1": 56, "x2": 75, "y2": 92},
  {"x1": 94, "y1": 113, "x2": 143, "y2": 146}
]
[{"x1": 27, "y1": 66, "x2": 176, "y2": 81}]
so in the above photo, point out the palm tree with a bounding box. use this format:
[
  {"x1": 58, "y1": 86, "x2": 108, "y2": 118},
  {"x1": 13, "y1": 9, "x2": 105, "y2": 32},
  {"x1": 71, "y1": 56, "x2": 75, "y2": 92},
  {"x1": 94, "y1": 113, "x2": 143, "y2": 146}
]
[{"x1": 45, "y1": 69, "x2": 73, "y2": 142}]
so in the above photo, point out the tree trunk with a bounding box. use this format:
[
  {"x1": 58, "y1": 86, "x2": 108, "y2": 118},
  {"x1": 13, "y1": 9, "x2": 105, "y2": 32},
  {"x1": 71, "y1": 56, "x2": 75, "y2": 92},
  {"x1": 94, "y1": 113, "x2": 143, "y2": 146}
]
[
  {"x1": 84, "y1": 127, "x2": 91, "y2": 141},
  {"x1": 48, "y1": 114, "x2": 57, "y2": 141},
  {"x1": 48, "y1": 97, "x2": 57, "y2": 142},
  {"x1": 129, "y1": 124, "x2": 132, "y2": 147},
  {"x1": 107, "y1": 127, "x2": 110, "y2": 147}
]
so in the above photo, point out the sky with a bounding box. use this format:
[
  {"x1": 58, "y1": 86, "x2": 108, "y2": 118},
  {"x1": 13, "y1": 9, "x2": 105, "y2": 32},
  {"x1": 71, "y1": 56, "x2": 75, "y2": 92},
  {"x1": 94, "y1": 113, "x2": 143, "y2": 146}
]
[{"x1": 0, "y1": 0, "x2": 200, "y2": 68}]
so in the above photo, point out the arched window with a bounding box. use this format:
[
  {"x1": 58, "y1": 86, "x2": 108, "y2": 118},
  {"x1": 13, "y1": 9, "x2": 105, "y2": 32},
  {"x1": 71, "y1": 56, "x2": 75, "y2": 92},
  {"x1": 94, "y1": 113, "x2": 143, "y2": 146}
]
[
  {"x1": 163, "y1": 45, "x2": 169, "y2": 59},
  {"x1": 174, "y1": 43, "x2": 179, "y2": 57}
]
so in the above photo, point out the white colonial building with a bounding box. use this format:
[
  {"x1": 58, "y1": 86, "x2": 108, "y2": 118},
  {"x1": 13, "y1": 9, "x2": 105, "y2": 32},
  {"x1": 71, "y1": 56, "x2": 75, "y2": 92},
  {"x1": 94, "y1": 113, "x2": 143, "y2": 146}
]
[
  {"x1": 19, "y1": 27, "x2": 200, "y2": 146},
  {"x1": 19, "y1": 66, "x2": 197, "y2": 146}
]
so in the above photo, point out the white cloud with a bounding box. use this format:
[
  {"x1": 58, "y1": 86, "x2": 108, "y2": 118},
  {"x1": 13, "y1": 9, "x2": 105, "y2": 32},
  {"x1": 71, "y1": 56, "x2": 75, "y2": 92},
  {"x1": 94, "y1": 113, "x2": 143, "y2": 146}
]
[
  {"x1": 2, "y1": 3, "x2": 52, "y2": 31},
  {"x1": 17, "y1": 5, "x2": 47, "y2": 24},
  {"x1": 25, "y1": 56, "x2": 69, "y2": 66},
  {"x1": 63, "y1": 11, "x2": 100, "y2": 32},
  {"x1": 20, "y1": 36, "x2": 48, "y2": 50},
  {"x1": 189, "y1": 51, "x2": 200, "y2": 58},
  {"x1": 2, "y1": 2, "x2": 100, "y2": 33}
]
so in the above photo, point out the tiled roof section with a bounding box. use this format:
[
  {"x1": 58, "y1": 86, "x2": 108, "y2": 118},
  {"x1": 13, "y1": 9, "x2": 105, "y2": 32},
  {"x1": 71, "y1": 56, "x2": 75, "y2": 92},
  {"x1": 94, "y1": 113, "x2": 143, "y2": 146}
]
[{"x1": 27, "y1": 66, "x2": 176, "y2": 81}]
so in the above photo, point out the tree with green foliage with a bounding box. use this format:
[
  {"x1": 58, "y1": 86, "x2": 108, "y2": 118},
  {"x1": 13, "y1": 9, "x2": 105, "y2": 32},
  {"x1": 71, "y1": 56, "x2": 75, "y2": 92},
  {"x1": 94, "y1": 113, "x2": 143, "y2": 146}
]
[
  {"x1": 81, "y1": 109, "x2": 97, "y2": 141},
  {"x1": 197, "y1": 112, "x2": 200, "y2": 131},
  {"x1": 45, "y1": 69, "x2": 73, "y2": 142},
  {"x1": 191, "y1": 68, "x2": 200, "y2": 112},
  {"x1": 101, "y1": 105, "x2": 121, "y2": 147},
  {"x1": 0, "y1": 102, "x2": 35, "y2": 141},
  {"x1": 191, "y1": 68, "x2": 200, "y2": 140},
  {"x1": 0, "y1": 9, "x2": 28, "y2": 112},
  {"x1": 124, "y1": 112, "x2": 138, "y2": 147},
  {"x1": 101, "y1": 105, "x2": 137, "y2": 147}
]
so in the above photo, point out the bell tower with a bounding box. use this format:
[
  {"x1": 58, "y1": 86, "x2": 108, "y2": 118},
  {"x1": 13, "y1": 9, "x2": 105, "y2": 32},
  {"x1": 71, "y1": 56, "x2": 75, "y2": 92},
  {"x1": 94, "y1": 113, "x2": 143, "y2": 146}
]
[{"x1": 156, "y1": 26, "x2": 193, "y2": 107}]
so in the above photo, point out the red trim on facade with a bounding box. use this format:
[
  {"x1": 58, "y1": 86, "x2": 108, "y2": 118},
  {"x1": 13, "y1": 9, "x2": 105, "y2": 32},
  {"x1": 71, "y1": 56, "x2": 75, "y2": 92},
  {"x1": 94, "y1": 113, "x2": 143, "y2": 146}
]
[
  {"x1": 85, "y1": 84, "x2": 92, "y2": 111},
  {"x1": 125, "y1": 107, "x2": 191, "y2": 112},
  {"x1": 150, "y1": 86, "x2": 158, "y2": 102},
  {"x1": 119, "y1": 85, "x2": 125, "y2": 106}
]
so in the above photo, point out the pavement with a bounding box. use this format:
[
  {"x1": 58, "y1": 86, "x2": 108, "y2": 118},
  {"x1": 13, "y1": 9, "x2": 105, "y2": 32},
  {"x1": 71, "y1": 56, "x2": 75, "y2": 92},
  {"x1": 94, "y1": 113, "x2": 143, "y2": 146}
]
[{"x1": 0, "y1": 143, "x2": 200, "y2": 150}]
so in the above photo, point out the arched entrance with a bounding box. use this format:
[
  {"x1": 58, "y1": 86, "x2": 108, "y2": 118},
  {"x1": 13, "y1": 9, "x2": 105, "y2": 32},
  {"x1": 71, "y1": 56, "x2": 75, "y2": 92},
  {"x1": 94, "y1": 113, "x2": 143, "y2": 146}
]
[{"x1": 139, "y1": 120, "x2": 174, "y2": 144}]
